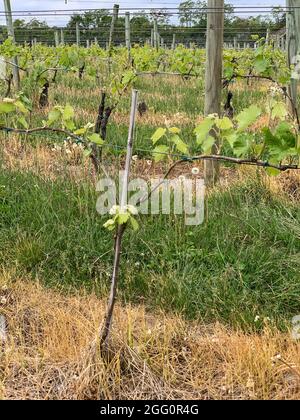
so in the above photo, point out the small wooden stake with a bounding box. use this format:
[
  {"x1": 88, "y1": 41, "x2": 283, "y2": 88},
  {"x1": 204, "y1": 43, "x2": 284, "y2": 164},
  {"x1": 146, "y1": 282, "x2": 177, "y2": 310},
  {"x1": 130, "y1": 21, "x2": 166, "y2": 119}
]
[{"x1": 100, "y1": 89, "x2": 139, "y2": 347}]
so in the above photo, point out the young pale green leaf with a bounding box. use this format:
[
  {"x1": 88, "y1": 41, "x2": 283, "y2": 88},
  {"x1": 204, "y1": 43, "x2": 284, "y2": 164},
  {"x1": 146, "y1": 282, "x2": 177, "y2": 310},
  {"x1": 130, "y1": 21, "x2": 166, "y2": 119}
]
[
  {"x1": 217, "y1": 117, "x2": 233, "y2": 131},
  {"x1": 18, "y1": 116, "x2": 29, "y2": 129},
  {"x1": 121, "y1": 70, "x2": 135, "y2": 86},
  {"x1": 266, "y1": 167, "x2": 281, "y2": 177},
  {"x1": 168, "y1": 127, "x2": 181, "y2": 134},
  {"x1": 194, "y1": 118, "x2": 215, "y2": 145},
  {"x1": 130, "y1": 216, "x2": 139, "y2": 231},
  {"x1": 170, "y1": 134, "x2": 188, "y2": 154},
  {"x1": 151, "y1": 127, "x2": 167, "y2": 144},
  {"x1": 153, "y1": 144, "x2": 169, "y2": 162},
  {"x1": 74, "y1": 127, "x2": 86, "y2": 135},
  {"x1": 48, "y1": 108, "x2": 61, "y2": 126},
  {"x1": 88, "y1": 133, "x2": 104, "y2": 145},
  {"x1": 233, "y1": 135, "x2": 252, "y2": 157},
  {"x1": 64, "y1": 119, "x2": 76, "y2": 131},
  {"x1": 83, "y1": 149, "x2": 92, "y2": 158},
  {"x1": 118, "y1": 213, "x2": 130, "y2": 225},
  {"x1": 236, "y1": 105, "x2": 261, "y2": 131},
  {"x1": 0, "y1": 101, "x2": 15, "y2": 113},
  {"x1": 271, "y1": 101, "x2": 288, "y2": 120},
  {"x1": 103, "y1": 219, "x2": 116, "y2": 231},
  {"x1": 63, "y1": 104, "x2": 75, "y2": 121},
  {"x1": 201, "y1": 135, "x2": 216, "y2": 154},
  {"x1": 254, "y1": 57, "x2": 268, "y2": 73},
  {"x1": 225, "y1": 133, "x2": 238, "y2": 148},
  {"x1": 14, "y1": 101, "x2": 29, "y2": 114}
]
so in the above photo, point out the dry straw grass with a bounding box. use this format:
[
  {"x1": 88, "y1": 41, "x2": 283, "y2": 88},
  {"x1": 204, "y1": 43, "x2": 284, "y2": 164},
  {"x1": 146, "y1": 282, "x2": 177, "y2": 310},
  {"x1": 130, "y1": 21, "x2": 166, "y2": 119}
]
[{"x1": 0, "y1": 272, "x2": 299, "y2": 400}]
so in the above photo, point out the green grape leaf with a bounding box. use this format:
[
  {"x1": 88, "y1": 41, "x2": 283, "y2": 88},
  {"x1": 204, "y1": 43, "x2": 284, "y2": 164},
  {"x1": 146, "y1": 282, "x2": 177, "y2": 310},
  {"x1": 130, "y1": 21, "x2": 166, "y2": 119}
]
[
  {"x1": 18, "y1": 116, "x2": 28, "y2": 129},
  {"x1": 202, "y1": 135, "x2": 216, "y2": 153},
  {"x1": 153, "y1": 144, "x2": 169, "y2": 162},
  {"x1": 266, "y1": 167, "x2": 281, "y2": 177},
  {"x1": 151, "y1": 128, "x2": 167, "y2": 144},
  {"x1": 103, "y1": 219, "x2": 116, "y2": 231},
  {"x1": 118, "y1": 213, "x2": 130, "y2": 225},
  {"x1": 236, "y1": 105, "x2": 261, "y2": 131},
  {"x1": 170, "y1": 134, "x2": 188, "y2": 154},
  {"x1": 122, "y1": 70, "x2": 135, "y2": 85},
  {"x1": 0, "y1": 101, "x2": 15, "y2": 113},
  {"x1": 63, "y1": 104, "x2": 74, "y2": 121},
  {"x1": 254, "y1": 57, "x2": 268, "y2": 73},
  {"x1": 271, "y1": 101, "x2": 288, "y2": 120},
  {"x1": 225, "y1": 133, "x2": 238, "y2": 148},
  {"x1": 130, "y1": 216, "x2": 139, "y2": 231},
  {"x1": 74, "y1": 127, "x2": 86, "y2": 135},
  {"x1": 83, "y1": 149, "x2": 92, "y2": 158},
  {"x1": 48, "y1": 109, "x2": 61, "y2": 126},
  {"x1": 14, "y1": 101, "x2": 29, "y2": 114},
  {"x1": 168, "y1": 127, "x2": 181, "y2": 134},
  {"x1": 64, "y1": 119, "x2": 76, "y2": 131},
  {"x1": 217, "y1": 117, "x2": 233, "y2": 131},
  {"x1": 233, "y1": 135, "x2": 252, "y2": 157},
  {"x1": 194, "y1": 118, "x2": 215, "y2": 145},
  {"x1": 88, "y1": 133, "x2": 104, "y2": 145}
]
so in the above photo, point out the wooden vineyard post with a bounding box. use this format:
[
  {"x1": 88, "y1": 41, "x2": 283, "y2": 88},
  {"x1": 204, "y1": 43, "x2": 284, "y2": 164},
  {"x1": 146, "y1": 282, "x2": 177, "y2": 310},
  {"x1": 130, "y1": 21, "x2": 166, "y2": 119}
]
[
  {"x1": 3, "y1": 0, "x2": 20, "y2": 90},
  {"x1": 100, "y1": 89, "x2": 139, "y2": 347},
  {"x1": 204, "y1": 0, "x2": 224, "y2": 186},
  {"x1": 286, "y1": 0, "x2": 300, "y2": 118},
  {"x1": 125, "y1": 12, "x2": 131, "y2": 56},
  {"x1": 54, "y1": 30, "x2": 60, "y2": 47},
  {"x1": 172, "y1": 34, "x2": 176, "y2": 50},
  {"x1": 266, "y1": 28, "x2": 270, "y2": 45},
  {"x1": 153, "y1": 18, "x2": 159, "y2": 50},
  {"x1": 151, "y1": 29, "x2": 154, "y2": 47},
  {"x1": 76, "y1": 22, "x2": 80, "y2": 46},
  {"x1": 108, "y1": 4, "x2": 119, "y2": 50},
  {"x1": 60, "y1": 29, "x2": 65, "y2": 45}
]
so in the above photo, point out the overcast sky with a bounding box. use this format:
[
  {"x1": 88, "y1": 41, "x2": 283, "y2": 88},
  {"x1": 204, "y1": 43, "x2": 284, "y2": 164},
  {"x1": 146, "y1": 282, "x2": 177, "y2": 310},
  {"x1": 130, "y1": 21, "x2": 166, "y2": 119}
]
[{"x1": 0, "y1": 1, "x2": 286, "y2": 26}]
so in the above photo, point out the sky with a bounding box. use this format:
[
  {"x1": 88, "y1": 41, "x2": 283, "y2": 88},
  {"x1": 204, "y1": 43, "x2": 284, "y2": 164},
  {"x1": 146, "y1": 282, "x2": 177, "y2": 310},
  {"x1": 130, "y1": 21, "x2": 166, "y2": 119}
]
[{"x1": 0, "y1": 1, "x2": 287, "y2": 26}]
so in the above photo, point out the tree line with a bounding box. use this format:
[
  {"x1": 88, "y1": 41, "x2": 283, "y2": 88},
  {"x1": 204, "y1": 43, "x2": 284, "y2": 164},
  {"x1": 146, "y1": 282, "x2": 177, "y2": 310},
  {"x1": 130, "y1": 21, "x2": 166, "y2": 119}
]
[{"x1": 0, "y1": 2, "x2": 287, "y2": 47}]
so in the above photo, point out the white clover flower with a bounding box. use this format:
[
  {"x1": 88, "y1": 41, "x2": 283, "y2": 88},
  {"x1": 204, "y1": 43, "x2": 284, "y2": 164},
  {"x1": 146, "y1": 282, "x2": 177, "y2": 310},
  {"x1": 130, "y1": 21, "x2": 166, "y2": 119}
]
[
  {"x1": 271, "y1": 354, "x2": 282, "y2": 362},
  {"x1": 132, "y1": 155, "x2": 138, "y2": 162},
  {"x1": 178, "y1": 175, "x2": 186, "y2": 182},
  {"x1": 0, "y1": 297, "x2": 7, "y2": 305},
  {"x1": 254, "y1": 315, "x2": 260, "y2": 323},
  {"x1": 191, "y1": 167, "x2": 200, "y2": 175},
  {"x1": 146, "y1": 160, "x2": 152, "y2": 166}
]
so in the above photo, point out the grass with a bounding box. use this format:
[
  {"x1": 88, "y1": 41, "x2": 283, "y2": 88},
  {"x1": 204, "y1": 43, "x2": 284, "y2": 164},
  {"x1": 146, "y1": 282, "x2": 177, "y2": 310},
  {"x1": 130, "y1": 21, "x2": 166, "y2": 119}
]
[
  {"x1": 0, "y1": 274, "x2": 299, "y2": 400},
  {"x1": 0, "y1": 163, "x2": 299, "y2": 331},
  {"x1": 0, "y1": 63, "x2": 300, "y2": 400}
]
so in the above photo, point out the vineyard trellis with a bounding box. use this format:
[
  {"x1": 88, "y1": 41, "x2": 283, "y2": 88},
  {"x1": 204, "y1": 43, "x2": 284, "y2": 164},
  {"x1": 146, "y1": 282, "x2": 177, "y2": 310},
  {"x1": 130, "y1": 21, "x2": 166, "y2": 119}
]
[{"x1": 0, "y1": 2, "x2": 300, "y2": 346}]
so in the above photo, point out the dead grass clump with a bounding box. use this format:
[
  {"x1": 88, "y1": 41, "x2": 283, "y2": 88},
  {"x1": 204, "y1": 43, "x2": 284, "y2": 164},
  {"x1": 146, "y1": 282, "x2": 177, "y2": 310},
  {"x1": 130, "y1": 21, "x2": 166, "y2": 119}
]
[{"x1": 0, "y1": 274, "x2": 299, "y2": 400}]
